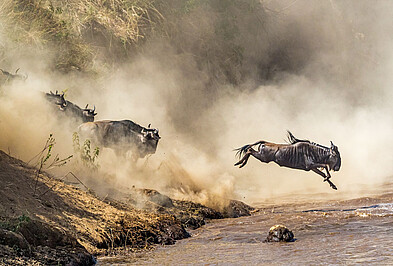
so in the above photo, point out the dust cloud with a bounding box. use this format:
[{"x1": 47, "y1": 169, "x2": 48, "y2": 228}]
[{"x1": 1, "y1": 0, "x2": 393, "y2": 206}]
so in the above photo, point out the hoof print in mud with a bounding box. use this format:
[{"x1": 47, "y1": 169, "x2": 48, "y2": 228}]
[{"x1": 265, "y1": 225, "x2": 294, "y2": 242}]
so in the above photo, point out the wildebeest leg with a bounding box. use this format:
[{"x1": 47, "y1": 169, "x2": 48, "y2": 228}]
[
  {"x1": 323, "y1": 167, "x2": 337, "y2": 190},
  {"x1": 130, "y1": 152, "x2": 140, "y2": 165},
  {"x1": 235, "y1": 147, "x2": 262, "y2": 168},
  {"x1": 311, "y1": 168, "x2": 337, "y2": 190},
  {"x1": 323, "y1": 166, "x2": 331, "y2": 181},
  {"x1": 143, "y1": 154, "x2": 152, "y2": 167},
  {"x1": 310, "y1": 164, "x2": 331, "y2": 181},
  {"x1": 326, "y1": 179, "x2": 337, "y2": 190},
  {"x1": 234, "y1": 151, "x2": 252, "y2": 168}
]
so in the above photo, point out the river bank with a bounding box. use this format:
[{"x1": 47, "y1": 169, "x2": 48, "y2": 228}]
[
  {"x1": 0, "y1": 150, "x2": 253, "y2": 265},
  {"x1": 98, "y1": 185, "x2": 393, "y2": 265}
]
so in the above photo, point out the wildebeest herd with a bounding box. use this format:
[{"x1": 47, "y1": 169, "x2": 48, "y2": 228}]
[
  {"x1": 1, "y1": 68, "x2": 341, "y2": 190},
  {"x1": 42, "y1": 90, "x2": 161, "y2": 161}
]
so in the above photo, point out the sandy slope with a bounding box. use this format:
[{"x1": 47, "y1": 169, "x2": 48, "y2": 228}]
[{"x1": 0, "y1": 150, "x2": 253, "y2": 265}]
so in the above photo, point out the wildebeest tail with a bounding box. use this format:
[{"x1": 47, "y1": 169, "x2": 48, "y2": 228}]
[{"x1": 234, "y1": 141, "x2": 266, "y2": 158}]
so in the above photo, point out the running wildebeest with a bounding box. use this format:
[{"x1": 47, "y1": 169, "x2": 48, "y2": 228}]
[
  {"x1": 44, "y1": 90, "x2": 67, "y2": 109},
  {"x1": 78, "y1": 120, "x2": 160, "y2": 160},
  {"x1": 44, "y1": 91, "x2": 97, "y2": 123},
  {"x1": 0, "y1": 68, "x2": 28, "y2": 81},
  {"x1": 234, "y1": 131, "x2": 341, "y2": 190},
  {"x1": 64, "y1": 102, "x2": 97, "y2": 123}
]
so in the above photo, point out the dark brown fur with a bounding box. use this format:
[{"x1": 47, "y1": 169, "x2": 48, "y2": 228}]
[
  {"x1": 234, "y1": 131, "x2": 341, "y2": 190},
  {"x1": 78, "y1": 120, "x2": 160, "y2": 160},
  {"x1": 44, "y1": 91, "x2": 96, "y2": 124}
]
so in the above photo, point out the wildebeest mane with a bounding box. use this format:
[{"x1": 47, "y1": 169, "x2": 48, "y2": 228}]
[
  {"x1": 116, "y1": 120, "x2": 145, "y2": 133},
  {"x1": 287, "y1": 131, "x2": 329, "y2": 149}
]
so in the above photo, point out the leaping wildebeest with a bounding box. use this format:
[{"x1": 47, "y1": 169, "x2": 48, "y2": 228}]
[
  {"x1": 78, "y1": 120, "x2": 160, "y2": 161},
  {"x1": 234, "y1": 131, "x2": 341, "y2": 190}
]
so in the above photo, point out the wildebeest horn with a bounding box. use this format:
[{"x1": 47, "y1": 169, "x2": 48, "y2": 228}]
[
  {"x1": 148, "y1": 124, "x2": 151, "y2": 128},
  {"x1": 330, "y1": 141, "x2": 335, "y2": 148},
  {"x1": 15, "y1": 68, "x2": 20, "y2": 74},
  {"x1": 93, "y1": 105, "x2": 95, "y2": 112},
  {"x1": 85, "y1": 104, "x2": 89, "y2": 109}
]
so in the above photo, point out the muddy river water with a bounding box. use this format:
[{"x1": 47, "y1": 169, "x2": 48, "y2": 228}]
[{"x1": 99, "y1": 185, "x2": 393, "y2": 265}]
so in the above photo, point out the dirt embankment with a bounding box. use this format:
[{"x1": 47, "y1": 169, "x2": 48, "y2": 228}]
[{"x1": 0, "y1": 150, "x2": 253, "y2": 265}]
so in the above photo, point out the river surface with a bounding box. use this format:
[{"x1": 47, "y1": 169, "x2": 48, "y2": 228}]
[{"x1": 98, "y1": 183, "x2": 393, "y2": 265}]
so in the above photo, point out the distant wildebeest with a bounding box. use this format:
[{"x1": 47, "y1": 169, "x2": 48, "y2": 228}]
[
  {"x1": 234, "y1": 131, "x2": 341, "y2": 190},
  {"x1": 78, "y1": 120, "x2": 160, "y2": 160},
  {"x1": 44, "y1": 90, "x2": 97, "y2": 123},
  {"x1": 0, "y1": 68, "x2": 28, "y2": 81}
]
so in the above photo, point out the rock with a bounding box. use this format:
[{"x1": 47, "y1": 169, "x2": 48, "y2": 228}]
[
  {"x1": 171, "y1": 200, "x2": 223, "y2": 229},
  {"x1": 17, "y1": 219, "x2": 80, "y2": 248},
  {"x1": 141, "y1": 189, "x2": 174, "y2": 208},
  {"x1": 129, "y1": 188, "x2": 174, "y2": 208},
  {"x1": 0, "y1": 228, "x2": 30, "y2": 252},
  {"x1": 221, "y1": 200, "x2": 255, "y2": 218},
  {"x1": 265, "y1": 225, "x2": 294, "y2": 242}
]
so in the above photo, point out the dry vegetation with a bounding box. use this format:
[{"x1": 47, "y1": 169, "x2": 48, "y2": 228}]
[
  {"x1": 0, "y1": 0, "x2": 266, "y2": 81},
  {"x1": 0, "y1": 150, "x2": 189, "y2": 264},
  {"x1": 0, "y1": 147, "x2": 253, "y2": 264},
  {"x1": 0, "y1": 0, "x2": 163, "y2": 72}
]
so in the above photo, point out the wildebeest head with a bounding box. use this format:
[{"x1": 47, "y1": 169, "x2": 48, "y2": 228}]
[
  {"x1": 141, "y1": 127, "x2": 161, "y2": 142},
  {"x1": 82, "y1": 104, "x2": 97, "y2": 122},
  {"x1": 328, "y1": 141, "x2": 341, "y2": 171},
  {"x1": 139, "y1": 125, "x2": 161, "y2": 156},
  {"x1": 46, "y1": 90, "x2": 67, "y2": 110},
  {"x1": 0, "y1": 68, "x2": 28, "y2": 81}
]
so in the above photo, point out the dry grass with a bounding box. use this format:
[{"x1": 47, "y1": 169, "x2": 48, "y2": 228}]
[
  {"x1": 65, "y1": 0, "x2": 163, "y2": 44},
  {"x1": 0, "y1": 150, "x2": 187, "y2": 254},
  {"x1": 0, "y1": 0, "x2": 163, "y2": 72},
  {"x1": 0, "y1": 0, "x2": 264, "y2": 82}
]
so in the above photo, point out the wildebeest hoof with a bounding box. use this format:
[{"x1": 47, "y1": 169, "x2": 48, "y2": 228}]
[{"x1": 265, "y1": 224, "x2": 294, "y2": 242}]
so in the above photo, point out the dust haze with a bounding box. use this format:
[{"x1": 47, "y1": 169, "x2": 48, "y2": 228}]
[{"x1": 1, "y1": 0, "x2": 393, "y2": 206}]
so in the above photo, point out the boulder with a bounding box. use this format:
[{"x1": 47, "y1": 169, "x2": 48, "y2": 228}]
[
  {"x1": 0, "y1": 228, "x2": 30, "y2": 252},
  {"x1": 221, "y1": 200, "x2": 255, "y2": 218},
  {"x1": 265, "y1": 225, "x2": 294, "y2": 242}
]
